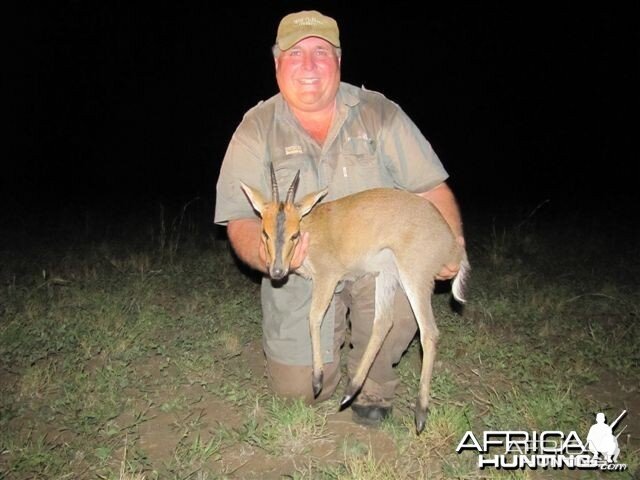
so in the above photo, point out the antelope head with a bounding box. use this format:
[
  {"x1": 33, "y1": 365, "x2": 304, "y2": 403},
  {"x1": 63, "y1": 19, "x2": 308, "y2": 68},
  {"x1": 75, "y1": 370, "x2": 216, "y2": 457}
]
[{"x1": 240, "y1": 166, "x2": 327, "y2": 280}]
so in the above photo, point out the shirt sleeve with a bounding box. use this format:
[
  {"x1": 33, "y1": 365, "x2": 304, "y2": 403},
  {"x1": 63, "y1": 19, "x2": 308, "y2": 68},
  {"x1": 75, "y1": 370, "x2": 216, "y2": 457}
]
[
  {"x1": 379, "y1": 106, "x2": 449, "y2": 193},
  {"x1": 214, "y1": 126, "x2": 268, "y2": 226}
]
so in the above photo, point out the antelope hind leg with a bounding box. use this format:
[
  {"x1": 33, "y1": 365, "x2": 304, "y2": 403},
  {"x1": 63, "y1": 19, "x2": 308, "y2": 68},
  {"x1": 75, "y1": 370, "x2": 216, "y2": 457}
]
[
  {"x1": 415, "y1": 333, "x2": 437, "y2": 434},
  {"x1": 406, "y1": 286, "x2": 438, "y2": 434},
  {"x1": 398, "y1": 264, "x2": 439, "y2": 435}
]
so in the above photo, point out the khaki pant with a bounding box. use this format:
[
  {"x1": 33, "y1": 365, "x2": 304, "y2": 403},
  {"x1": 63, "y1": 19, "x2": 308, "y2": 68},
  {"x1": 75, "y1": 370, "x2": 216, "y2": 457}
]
[{"x1": 266, "y1": 274, "x2": 417, "y2": 403}]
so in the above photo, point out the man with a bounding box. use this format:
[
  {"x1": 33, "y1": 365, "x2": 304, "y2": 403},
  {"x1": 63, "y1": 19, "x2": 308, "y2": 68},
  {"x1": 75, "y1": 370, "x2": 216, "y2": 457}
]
[
  {"x1": 586, "y1": 413, "x2": 620, "y2": 463},
  {"x1": 215, "y1": 10, "x2": 464, "y2": 426}
]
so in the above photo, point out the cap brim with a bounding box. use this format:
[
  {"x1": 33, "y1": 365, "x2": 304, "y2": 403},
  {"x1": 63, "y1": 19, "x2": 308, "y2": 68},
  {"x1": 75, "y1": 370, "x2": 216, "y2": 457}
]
[{"x1": 278, "y1": 33, "x2": 340, "y2": 51}]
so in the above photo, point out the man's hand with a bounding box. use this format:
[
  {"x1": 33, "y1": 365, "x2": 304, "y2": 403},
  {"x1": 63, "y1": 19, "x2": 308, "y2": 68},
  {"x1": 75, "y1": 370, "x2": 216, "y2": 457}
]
[
  {"x1": 257, "y1": 241, "x2": 268, "y2": 271},
  {"x1": 436, "y1": 263, "x2": 460, "y2": 280},
  {"x1": 436, "y1": 235, "x2": 465, "y2": 280}
]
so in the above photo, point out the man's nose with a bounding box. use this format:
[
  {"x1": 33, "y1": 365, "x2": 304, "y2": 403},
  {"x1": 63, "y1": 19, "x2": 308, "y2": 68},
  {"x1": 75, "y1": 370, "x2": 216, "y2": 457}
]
[{"x1": 302, "y1": 53, "x2": 315, "y2": 70}]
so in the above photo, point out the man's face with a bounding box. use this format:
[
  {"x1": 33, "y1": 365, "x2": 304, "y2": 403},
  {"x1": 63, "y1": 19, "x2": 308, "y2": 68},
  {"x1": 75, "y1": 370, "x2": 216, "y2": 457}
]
[{"x1": 275, "y1": 36, "x2": 341, "y2": 113}]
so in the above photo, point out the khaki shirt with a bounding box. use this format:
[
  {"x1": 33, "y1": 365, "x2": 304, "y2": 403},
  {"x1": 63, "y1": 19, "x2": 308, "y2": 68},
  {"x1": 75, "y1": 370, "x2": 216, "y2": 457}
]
[{"x1": 215, "y1": 82, "x2": 448, "y2": 365}]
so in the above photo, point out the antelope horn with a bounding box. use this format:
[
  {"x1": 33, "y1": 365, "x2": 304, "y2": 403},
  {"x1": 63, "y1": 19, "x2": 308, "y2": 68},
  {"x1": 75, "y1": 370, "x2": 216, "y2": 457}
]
[
  {"x1": 286, "y1": 171, "x2": 301, "y2": 204},
  {"x1": 269, "y1": 164, "x2": 279, "y2": 202}
]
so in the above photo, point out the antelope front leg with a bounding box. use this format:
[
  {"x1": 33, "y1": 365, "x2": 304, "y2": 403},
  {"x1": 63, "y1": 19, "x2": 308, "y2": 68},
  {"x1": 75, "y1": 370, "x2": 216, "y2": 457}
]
[
  {"x1": 308, "y1": 279, "x2": 339, "y2": 398},
  {"x1": 340, "y1": 316, "x2": 393, "y2": 408}
]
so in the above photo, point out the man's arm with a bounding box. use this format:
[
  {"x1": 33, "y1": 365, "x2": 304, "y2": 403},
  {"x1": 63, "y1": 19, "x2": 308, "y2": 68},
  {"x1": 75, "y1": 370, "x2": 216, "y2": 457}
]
[
  {"x1": 418, "y1": 182, "x2": 465, "y2": 280},
  {"x1": 227, "y1": 218, "x2": 268, "y2": 274}
]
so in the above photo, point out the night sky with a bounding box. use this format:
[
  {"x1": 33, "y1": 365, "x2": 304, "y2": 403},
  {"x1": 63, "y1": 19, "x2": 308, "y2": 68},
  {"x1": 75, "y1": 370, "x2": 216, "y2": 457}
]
[{"x1": 7, "y1": 3, "x2": 637, "y2": 218}]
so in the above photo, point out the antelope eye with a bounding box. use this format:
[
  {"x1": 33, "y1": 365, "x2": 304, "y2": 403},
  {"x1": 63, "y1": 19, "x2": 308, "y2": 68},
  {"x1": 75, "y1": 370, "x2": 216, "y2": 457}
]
[
  {"x1": 262, "y1": 231, "x2": 270, "y2": 241},
  {"x1": 291, "y1": 231, "x2": 300, "y2": 241}
]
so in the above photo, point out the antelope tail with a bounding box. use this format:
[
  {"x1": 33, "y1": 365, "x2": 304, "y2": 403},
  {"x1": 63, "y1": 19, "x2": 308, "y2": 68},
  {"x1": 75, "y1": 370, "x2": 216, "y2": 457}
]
[{"x1": 451, "y1": 252, "x2": 470, "y2": 304}]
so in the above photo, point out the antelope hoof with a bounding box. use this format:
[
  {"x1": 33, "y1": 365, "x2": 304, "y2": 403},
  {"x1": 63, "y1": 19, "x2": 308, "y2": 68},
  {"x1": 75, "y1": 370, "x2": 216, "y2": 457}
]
[
  {"x1": 312, "y1": 371, "x2": 324, "y2": 398},
  {"x1": 340, "y1": 394, "x2": 353, "y2": 409},
  {"x1": 339, "y1": 381, "x2": 360, "y2": 409},
  {"x1": 415, "y1": 407, "x2": 429, "y2": 435}
]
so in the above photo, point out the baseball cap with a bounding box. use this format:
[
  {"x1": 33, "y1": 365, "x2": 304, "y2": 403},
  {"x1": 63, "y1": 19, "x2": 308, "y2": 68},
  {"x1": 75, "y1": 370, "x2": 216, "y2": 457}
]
[{"x1": 275, "y1": 10, "x2": 340, "y2": 51}]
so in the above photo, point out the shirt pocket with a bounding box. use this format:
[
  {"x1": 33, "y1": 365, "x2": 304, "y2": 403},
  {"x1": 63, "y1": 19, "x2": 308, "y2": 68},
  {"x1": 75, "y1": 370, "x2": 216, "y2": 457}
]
[
  {"x1": 271, "y1": 154, "x2": 316, "y2": 199},
  {"x1": 338, "y1": 137, "x2": 386, "y2": 193}
]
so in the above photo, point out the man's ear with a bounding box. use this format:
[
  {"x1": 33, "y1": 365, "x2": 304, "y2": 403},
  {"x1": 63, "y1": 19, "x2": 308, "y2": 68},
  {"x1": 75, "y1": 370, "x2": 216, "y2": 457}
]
[
  {"x1": 240, "y1": 182, "x2": 267, "y2": 216},
  {"x1": 297, "y1": 188, "x2": 329, "y2": 217}
]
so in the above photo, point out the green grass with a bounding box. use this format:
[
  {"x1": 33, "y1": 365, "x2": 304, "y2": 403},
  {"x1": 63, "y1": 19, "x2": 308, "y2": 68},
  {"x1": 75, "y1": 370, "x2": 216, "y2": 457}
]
[
  {"x1": 1, "y1": 204, "x2": 638, "y2": 479},
  {"x1": 252, "y1": 397, "x2": 329, "y2": 456}
]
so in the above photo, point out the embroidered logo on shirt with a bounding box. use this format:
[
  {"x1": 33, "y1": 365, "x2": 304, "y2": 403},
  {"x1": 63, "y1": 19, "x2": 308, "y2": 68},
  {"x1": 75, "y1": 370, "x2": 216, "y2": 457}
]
[
  {"x1": 347, "y1": 133, "x2": 374, "y2": 145},
  {"x1": 285, "y1": 145, "x2": 304, "y2": 155}
]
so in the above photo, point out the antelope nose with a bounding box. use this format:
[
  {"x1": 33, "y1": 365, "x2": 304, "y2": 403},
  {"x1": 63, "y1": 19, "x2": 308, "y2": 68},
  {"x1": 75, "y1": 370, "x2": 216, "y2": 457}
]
[{"x1": 271, "y1": 268, "x2": 284, "y2": 279}]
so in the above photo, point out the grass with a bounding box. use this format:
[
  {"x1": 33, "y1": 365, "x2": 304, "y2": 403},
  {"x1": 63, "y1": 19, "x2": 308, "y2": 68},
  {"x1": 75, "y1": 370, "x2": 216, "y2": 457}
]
[
  {"x1": 0, "y1": 200, "x2": 638, "y2": 479},
  {"x1": 251, "y1": 397, "x2": 330, "y2": 456}
]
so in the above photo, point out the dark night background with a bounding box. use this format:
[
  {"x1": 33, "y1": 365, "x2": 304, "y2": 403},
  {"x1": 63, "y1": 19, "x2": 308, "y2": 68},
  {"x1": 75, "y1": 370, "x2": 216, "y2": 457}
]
[{"x1": 5, "y1": 3, "x2": 638, "y2": 230}]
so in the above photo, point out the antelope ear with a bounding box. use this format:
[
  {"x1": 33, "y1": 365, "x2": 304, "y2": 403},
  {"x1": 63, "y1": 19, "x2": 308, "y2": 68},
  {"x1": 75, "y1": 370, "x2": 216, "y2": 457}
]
[
  {"x1": 297, "y1": 188, "x2": 328, "y2": 217},
  {"x1": 240, "y1": 182, "x2": 267, "y2": 216}
]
